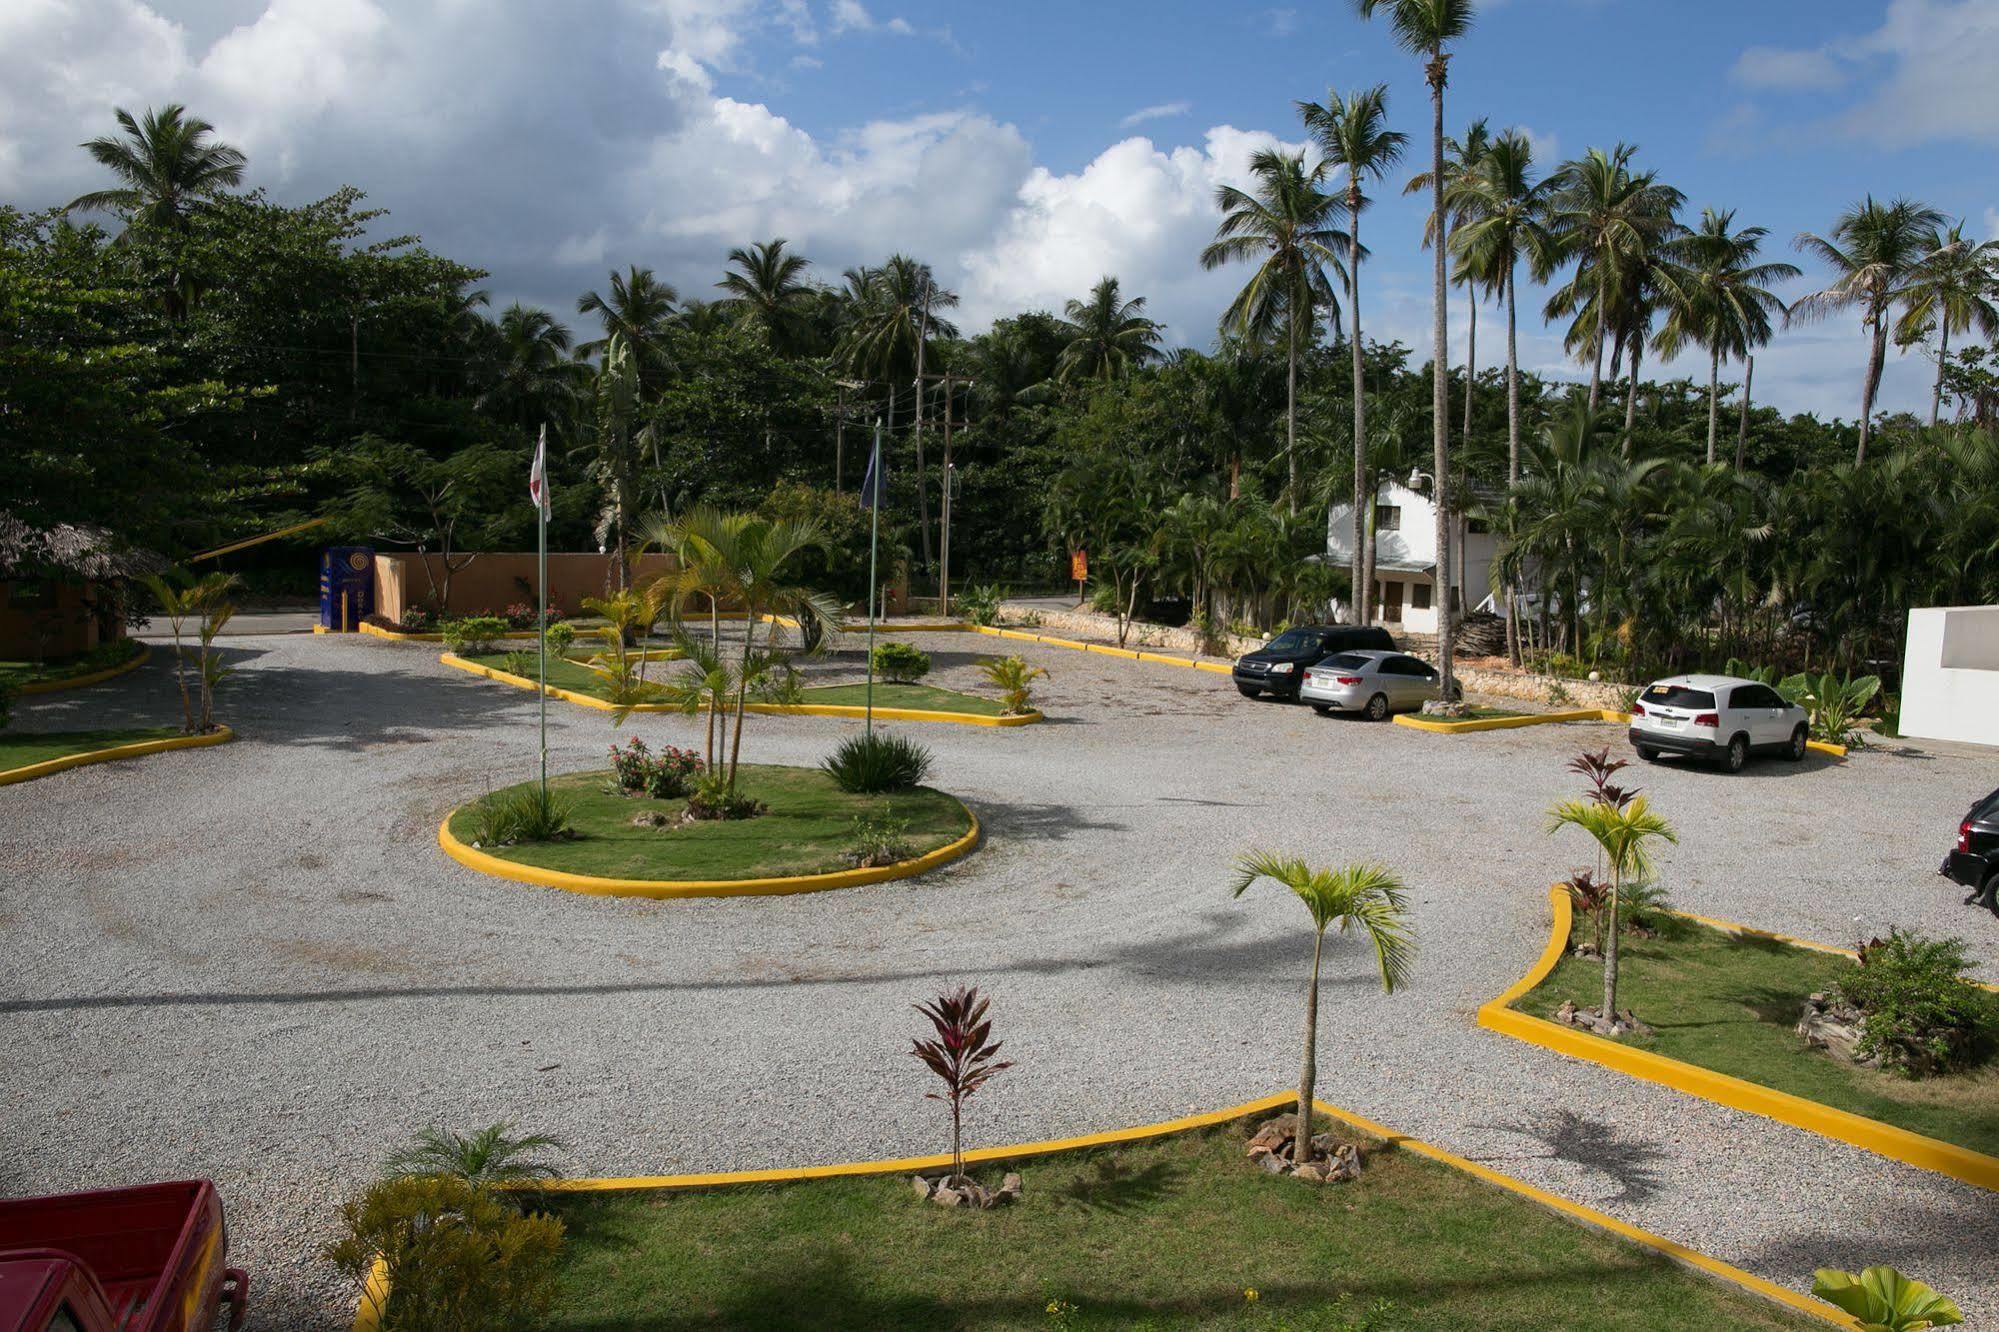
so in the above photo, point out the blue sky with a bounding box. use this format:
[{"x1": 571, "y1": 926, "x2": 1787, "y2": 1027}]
[{"x1": 6, "y1": 0, "x2": 1995, "y2": 419}]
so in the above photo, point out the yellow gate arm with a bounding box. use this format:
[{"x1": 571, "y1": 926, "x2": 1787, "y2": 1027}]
[{"x1": 191, "y1": 516, "x2": 330, "y2": 562}]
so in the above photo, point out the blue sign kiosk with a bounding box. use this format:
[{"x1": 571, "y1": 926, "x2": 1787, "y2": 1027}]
[{"x1": 319, "y1": 547, "x2": 376, "y2": 632}]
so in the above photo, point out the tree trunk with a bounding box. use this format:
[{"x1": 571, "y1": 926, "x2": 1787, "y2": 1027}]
[
  {"x1": 1932, "y1": 320, "x2": 1951, "y2": 428},
  {"x1": 1428, "y1": 50, "x2": 1455, "y2": 699},
  {"x1": 1297, "y1": 929, "x2": 1324, "y2": 1167},
  {"x1": 1705, "y1": 347, "x2": 1721, "y2": 465},
  {"x1": 727, "y1": 619, "x2": 755, "y2": 793},
  {"x1": 1505, "y1": 265, "x2": 1522, "y2": 668},
  {"x1": 1621, "y1": 336, "x2": 1642, "y2": 454},
  {"x1": 914, "y1": 309, "x2": 934, "y2": 567},
  {"x1": 1587, "y1": 320, "x2": 1605, "y2": 416},
  {"x1": 1603, "y1": 866, "x2": 1622, "y2": 1018},
  {"x1": 1350, "y1": 204, "x2": 1368, "y2": 625},
  {"x1": 1462, "y1": 287, "x2": 1477, "y2": 453},
  {"x1": 1736, "y1": 355, "x2": 1754, "y2": 470},
  {"x1": 1286, "y1": 310, "x2": 1299, "y2": 514},
  {"x1": 1858, "y1": 306, "x2": 1885, "y2": 465}
]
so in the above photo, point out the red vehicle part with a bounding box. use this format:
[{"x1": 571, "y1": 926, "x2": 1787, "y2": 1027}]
[{"x1": 0, "y1": 1181, "x2": 247, "y2": 1332}]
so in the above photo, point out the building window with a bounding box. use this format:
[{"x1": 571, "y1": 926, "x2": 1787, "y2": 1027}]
[
  {"x1": 1376, "y1": 505, "x2": 1401, "y2": 532},
  {"x1": 1412, "y1": 582, "x2": 1432, "y2": 611},
  {"x1": 7, "y1": 578, "x2": 54, "y2": 611}
]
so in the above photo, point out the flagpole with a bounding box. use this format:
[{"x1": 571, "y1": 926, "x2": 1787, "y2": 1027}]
[
  {"x1": 864, "y1": 420, "x2": 881, "y2": 740},
  {"x1": 535, "y1": 424, "x2": 549, "y2": 799}
]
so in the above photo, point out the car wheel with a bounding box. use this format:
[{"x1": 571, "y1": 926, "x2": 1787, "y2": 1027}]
[
  {"x1": 1636, "y1": 745, "x2": 1661, "y2": 762},
  {"x1": 1237, "y1": 684, "x2": 1260, "y2": 699},
  {"x1": 1785, "y1": 724, "x2": 1808, "y2": 761},
  {"x1": 1311, "y1": 704, "x2": 1332, "y2": 716},
  {"x1": 1724, "y1": 734, "x2": 1748, "y2": 773},
  {"x1": 1365, "y1": 693, "x2": 1389, "y2": 722}
]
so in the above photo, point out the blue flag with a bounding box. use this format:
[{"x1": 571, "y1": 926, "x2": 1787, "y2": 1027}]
[{"x1": 859, "y1": 430, "x2": 887, "y2": 510}]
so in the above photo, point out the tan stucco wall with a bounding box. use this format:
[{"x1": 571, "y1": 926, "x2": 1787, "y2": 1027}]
[
  {"x1": 372, "y1": 552, "x2": 676, "y2": 620},
  {"x1": 0, "y1": 579, "x2": 118, "y2": 659}
]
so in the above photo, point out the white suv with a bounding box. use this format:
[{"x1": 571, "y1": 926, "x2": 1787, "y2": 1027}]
[{"x1": 1628, "y1": 674, "x2": 1809, "y2": 772}]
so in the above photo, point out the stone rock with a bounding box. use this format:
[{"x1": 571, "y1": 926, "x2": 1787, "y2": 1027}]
[
  {"x1": 1324, "y1": 1143, "x2": 1363, "y2": 1182},
  {"x1": 999, "y1": 1172, "x2": 1024, "y2": 1199},
  {"x1": 1256, "y1": 1150, "x2": 1290, "y2": 1175},
  {"x1": 912, "y1": 1175, "x2": 936, "y2": 1199},
  {"x1": 931, "y1": 1184, "x2": 965, "y2": 1207},
  {"x1": 1553, "y1": 1001, "x2": 1652, "y2": 1038},
  {"x1": 1292, "y1": 1163, "x2": 1325, "y2": 1183},
  {"x1": 1247, "y1": 1115, "x2": 1298, "y2": 1157},
  {"x1": 1797, "y1": 994, "x2": 1880, "y2": 1067},
  {"x1": 629, "y1": 809, "x2": 672, "y2": 829}
]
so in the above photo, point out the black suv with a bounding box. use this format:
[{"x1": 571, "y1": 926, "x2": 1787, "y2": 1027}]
[
  {"x1": 1942, "y1": 786, "x2": 1999, "y2": 913},
  {"x1": 1233, "y1": 624, "x2": 1397, "y2": 700}
]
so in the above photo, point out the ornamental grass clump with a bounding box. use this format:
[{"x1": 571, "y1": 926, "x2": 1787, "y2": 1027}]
[
  {"x1": 466, "y1": 784, "x2": 575, "y2": 846},
  {"x1": 822, "y1": 731, "x2": 932, "y2": 793},
  {"x1": 1835, "y1": 931, "x2": 1996, "y2": 1078}
]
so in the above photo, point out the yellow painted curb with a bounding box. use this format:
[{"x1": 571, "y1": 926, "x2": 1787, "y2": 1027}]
[
  {"x1": 352, "y1": 1257, "x2": 390, "y2": 1332},
  {"x1": 969, "y1": 624, "x2": 1237, "y2": 674},
  {"x1": 439, "y1": 652, "x2": 1042, "y2": 727},
  {"x1": 437, "y1": 797, "x2": 980, "y2": 900},
  {"x1": 1480, "y1": 886, "x2": 1999, "y2": 1194},
  {"x1": 0, "y1": 725, "x2": 234, "y2": 787},
  {"x1": 1394, "y1": 707, "x2": 1620, "y2": 734},
  {"x1": 834, "y1": 621, "x2": 974, "y2": 633},
  {"x1": 14, "y1": 642, "x2": 149, "y2": 694},
  {"x1": 349, "y1": 1087, "x2": 1850, "y2": 1330}
]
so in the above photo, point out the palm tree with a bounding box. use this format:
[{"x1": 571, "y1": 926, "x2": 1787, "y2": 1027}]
[
  {"x1": 1230, "y1": 852, "x2": 1414, "y2": 1168},
  {"x1": 1201, "y1": 148, "x2": 1348, "y2": 512},
  {"x1": 577, "y1": 265, "x2": 678, "y2": 388},
  {"x1": 477, "y1": 304, "x2": 589, "y2": 436},
  {"x1": 1406, "y1": 118, "x2": 1495, "y2": 455},
  {"x1": 1546, "y1": 795, "x2": 1676, "y2": 1022},
  {"x1": 1353, "y1": 0, "x2": 1476, "y2": 697},
  {"x1": 1792, "y1": 196, "x2": 1948, "y2": 463},
  {"x1": 1299, "y1": 84, "x2": 1405, "y2": 623},
  {"x1": 1655, "y1": 209, "x2": 1798, "y2": 463},
  {"x1": 383, "y1": 1123, "x2": 565, "y2": 1185},
  {"x1": 1055, "y1": 276, "x2": 1163, "y2": 383},
  {"x1": 66, "y1": 104, "x2": 245, "y2": 230},
  {"x1": 717, "y1": 237, "x2": 813, "y2": 355},
  {"x1": 1894, "y1": 221, "x2": 1999, "y2": 428},
  {"x1": 581, "y1": 334, "x2": 650, "y2": 590}
]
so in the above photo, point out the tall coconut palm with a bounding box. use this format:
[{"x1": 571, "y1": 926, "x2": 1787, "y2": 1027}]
[
  {"x1": 581, "y1": 335, "x2": 650, "y2": 590},
  {"x1": 1791, "y1": 196, "x2": 1948, "y2": 463},
  {"x1": 66, "y1": 103, "x2": 245, "y2": 231},
  {"x1": 477, "y1": 304, "x2": 589, "y2": 437},
  {"x1": 1054, "y1": 276, "x2": 1163, "y2": 383},
  {"x1": 1201, "y1": 149, "x2": 1348, "y2": 513},
  {"x1": 1894, "y1": 221, "x2": 1999, "y2": 428},
  {"x1": 1655, "y1": 209, "x2": 1798, "y2": 464},
  {"x1": 716, "y1": 237, "x2": 814, "y2": 355},
  {"x1": 1231, "y1": 852, "x2": 1413, "y2": 1168},
  {"x1": 1352, "y1": 0, "x2": 1476, "y2": 697},
  {"x1": 1299, "y1": 84, "x2": 1405, "y2": 623},
  {"x1": 1546, "y1": 795, "x2": 1676, "y2": 1023},
  {"x1": 1406, "y1": 118, "x2": 1494, "y2": 455},
  {"x1": 577, "y1": 265, "x2": 678, "y2": 386}
]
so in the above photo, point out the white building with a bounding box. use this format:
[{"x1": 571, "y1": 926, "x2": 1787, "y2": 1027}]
[
  {"x1": 1899, "y1": 606, "x2": 1999, "y2": 749},
  {"x1": 1326, "y1": 479, "x2": 1500, "y2": 636}
]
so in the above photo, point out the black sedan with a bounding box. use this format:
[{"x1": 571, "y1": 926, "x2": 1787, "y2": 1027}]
[
  {"x1": 1233, "y1": 624, "x2": 1396, "y2": 701},
  {"x1": 1942, "y1": 786, "x2": 1999, "y2": 913}
]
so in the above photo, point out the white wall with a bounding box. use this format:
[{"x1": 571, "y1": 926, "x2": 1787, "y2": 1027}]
[{"x1": 1900, "y1": 606, "x2": 1999, "y2": 748}]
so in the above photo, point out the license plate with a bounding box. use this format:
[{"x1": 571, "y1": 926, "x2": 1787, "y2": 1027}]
[{"x1": 1658, "y1": 717, "x2": 1684, "y2": 730}]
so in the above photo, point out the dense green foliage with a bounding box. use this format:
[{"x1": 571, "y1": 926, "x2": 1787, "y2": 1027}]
[
  {"x1": 1838, "y1": 933, "x2": 1996, "y2": 1078},
  {"x1": 822, "y1": 731, "x2": 934, "y2": 794}
]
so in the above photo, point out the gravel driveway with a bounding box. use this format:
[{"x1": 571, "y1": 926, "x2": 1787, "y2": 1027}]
[{"x1": 3, "y1": 629, "x2": 1996, "y2": 1329}]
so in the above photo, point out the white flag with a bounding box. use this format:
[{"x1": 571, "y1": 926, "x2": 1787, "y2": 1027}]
[{"x1": 528, "y1": 424, "x2": 551, "y2": 518}]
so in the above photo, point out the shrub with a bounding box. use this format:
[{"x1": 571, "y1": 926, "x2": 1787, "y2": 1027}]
[
  {"x1": 1779, "y1": 671, "x2": 1882, "y2": 747},
  {"x1": 501, "y1": 650, "x2": 536, "y2": 680},
  {"x1": 324, "y1": 1173, "x2": 564, "y2": 1332},
  {"x1": 503, "y1": 602, "x2": 537, "y2": 629},
  {"x1": 750, "y1": 656, "x2": 806, "y2": 705},
  {"x1": 607, "y1": 736, "x2": 703, "y2": 799},
  {"x1": 871, "y1": 640, "x2": 930, "y2": 684},
  {"x1": 398, "y1": 606, "x2": 437, "y2": 632},
  {"x1": 978, "y1": 655, "x2": 1047, "y2": 715},
  {"x1": 543, "y1": 621, "x2": 576, "y2": 657},
  {"x1": 822, "y1": 731, "x2": 932, "y2": 793},
  {"x1": 1835, "y1": 931, "x2": 1996, "y2": 1078},
  {"x1": 845, "y1": 804, "x2": 912, "y2": 868},
  {"x1": 911, "y1": 985, "x2": 1012, "y2": 1187},
  {"x1": 958, "y1": 583, "x2": 1007, "y2": 627},
  {"x1": 383, "y1": 1123, "x2": 565, "y2": 1187},
  {"x1": 1812, "y1": 1266, "x2": 1963, "y2": 1330},
  {"x1": 443, "y1": 616, "x2": 509, "y2": 655},
  {"x1": 465, "y1": 785, "x2": 575, "y2": 846},
  {"x1": 0, "y1": 679, "x2": 15, "y2": 731},
  {"x1": 686, "y1": 770, "x2": 765, "y2": 820}
]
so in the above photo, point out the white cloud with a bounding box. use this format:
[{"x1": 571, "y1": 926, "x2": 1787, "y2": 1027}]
[
  {"x1": 1730, "y1": 45, "x2": 1845, "y2": 91},
  {"x1": 1265, "y1": 8, "x2": 1299, "y2": 37},
  {"x1": 829, "y1": 0, "x2": 872, "y2": 33},
  {"x1": 1118, "y1": 101, "x2": 1191, "y2": 130},
  {"x1": 885, "y1": 16, "x2": 914, "y2": 35}
]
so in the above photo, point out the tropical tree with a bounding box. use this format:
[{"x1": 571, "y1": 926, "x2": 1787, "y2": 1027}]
[
  {"x1": 1299, "y1": 84, "x2": 1405, "y2": 620},
  {"x1": 716, "y1": 237, "x2": 813, "y2": 355},
  {"x1": 1895, "y1": 221, "x2": 1999, "y2": 428},
  {"x1": 1792, "y1": 196, "x2": 1948, "y2": 462},
  {"x1": 577, "y1": 265, "x2": 678, "y2": 386},
  {"x1": 66, "y1": 103, "x2": 246, "y2": 232},
  {"x1": 1230, "y1": 853, "x2": 1414, "y2": 1168},
  {"x1": 478, "y1": 303, "x2": 589, "y2": 437},
  {"x1": 1353, "y1": 0, "x2": 1476, "y2": 695},
  {"x1": 1054, "y1": 275, "x2": 1163, "y2": 383},
  {"x1": 580, "y1": 334, "x2": 649, "y2": 589},
  {"x1": 1406, "y1": 117, "x2": 1495, "y2": 452},
  {"x1": 1546, "y1": 794, "x2": 1676, "y2": 1022},
  {"x1": 1655, "y1": 209, "x2": 1798, "y2": 463},
  {"x1": 140, "y1": 569, "x2": 239, "y2": 733},
  {"x1": 1201, "y1": 148, "x2": 1348, "y2": 511}
]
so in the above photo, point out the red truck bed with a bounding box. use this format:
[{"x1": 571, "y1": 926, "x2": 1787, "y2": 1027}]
[{"x1": 0, "y1": 1180, "x2": 245, "y2": 1332}]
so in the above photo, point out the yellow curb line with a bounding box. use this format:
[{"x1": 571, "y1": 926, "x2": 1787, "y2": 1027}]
[
  {"x1": 353, "y1": 1087, "x2": 1848, "y2": 1330},
  {"x1": 438, "y1": 652, "x2": 1042, "y2": 727},
  {"x1": 0, "y1": 725, "x2": 234, "y2": 787},
  {"x1": 834, "y1": 621, "x2": 974, "y2": 633},
  {"x1": 1393, "y1": 707, "x2": 1848, "y2": 756},
  {"x1": 1479, "y1": 886, "x2": 1999, "y2": 1194},
  {"x1": 14, "y1": 642, "x2": 150, "y2": 694},
  {"x1": 968, "y1": 624, "x2": 1236, "y2": 674},
  {"x1": 436, "y1": 797, "x2": 980, "y2": 900}
]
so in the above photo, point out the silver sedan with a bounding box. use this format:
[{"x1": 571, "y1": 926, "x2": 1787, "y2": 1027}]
[{"x1": 1298, "y1": 650, "x2": 1440, "y2": 720}]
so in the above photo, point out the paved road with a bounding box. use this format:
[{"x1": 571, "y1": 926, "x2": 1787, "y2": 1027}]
[{"x1": 3, "y1": 629, "x2": 1995, "y2": 1328}]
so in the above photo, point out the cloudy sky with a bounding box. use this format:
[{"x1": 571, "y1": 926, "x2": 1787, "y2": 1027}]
[{"x1": 5, "y1": 0, "x2": 1997, "y2": 420}]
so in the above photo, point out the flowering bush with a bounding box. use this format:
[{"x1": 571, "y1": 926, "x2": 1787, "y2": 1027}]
[
  {"x1": 398, "y1": 606, "x2": 437, "y2": 631},
  {"x1": 608, "y1": 736, "x2": 704, "y2": 799},
  {"x1": 504, "y1": 602, "x2": 537, "y2": 629}
]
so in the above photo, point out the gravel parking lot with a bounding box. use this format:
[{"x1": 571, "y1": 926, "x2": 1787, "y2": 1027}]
[{"x1": 4, "y1": 628, "x2": 1996, "y2": 1329}]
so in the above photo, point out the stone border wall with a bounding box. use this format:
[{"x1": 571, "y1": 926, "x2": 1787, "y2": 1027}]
[{"x1": 998, "y1": 602, "x2": 1264, "y2": 659}]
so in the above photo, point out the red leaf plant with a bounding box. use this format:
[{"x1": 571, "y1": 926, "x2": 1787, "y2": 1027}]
[
  {"x1": 1567, "y1": 748, "x2": 1635, "y2": 810},
  {"x1": 910, "y1": 985, "x2": 1012, "y2": 1187}
]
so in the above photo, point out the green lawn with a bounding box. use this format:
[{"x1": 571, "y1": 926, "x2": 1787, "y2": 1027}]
[
  {"x1": 1518, "y1": 920, "x2": 1999, "y2": 1158},
  {"x1": 451, "y1": 765, "x2": 971, "y2": 881},
  {"x1": 0, "y1": 639, "x2": 142, "y2": 689},
  {"x1": 520, "y1": 1118, "x2": 1814, "y2": 1331},
  {"x1": 0, "y1": 726, "x2": 182, "y2": 772},
  {"x1": 798, "y1": 682, "x2": 1008, "y2": 716}
]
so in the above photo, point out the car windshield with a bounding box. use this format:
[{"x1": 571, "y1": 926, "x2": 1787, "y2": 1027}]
[
  {"x1": 1322, "y1": 653, "x2": 1370, "y2": 669},
  {"x1": 1264, "y1": 629, "x2": 1318, "y2": 653},
  {"x1": 1642, "y1": 684, "x2": 1716, "y2": 710}
]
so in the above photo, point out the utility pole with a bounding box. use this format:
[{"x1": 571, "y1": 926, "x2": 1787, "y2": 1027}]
[
  {"x1": 922, "y1": 371, "x2": 974, "y2": 617},
  {"x1": 834, "y1": 380, "x2": 865, "y2": 493}
]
